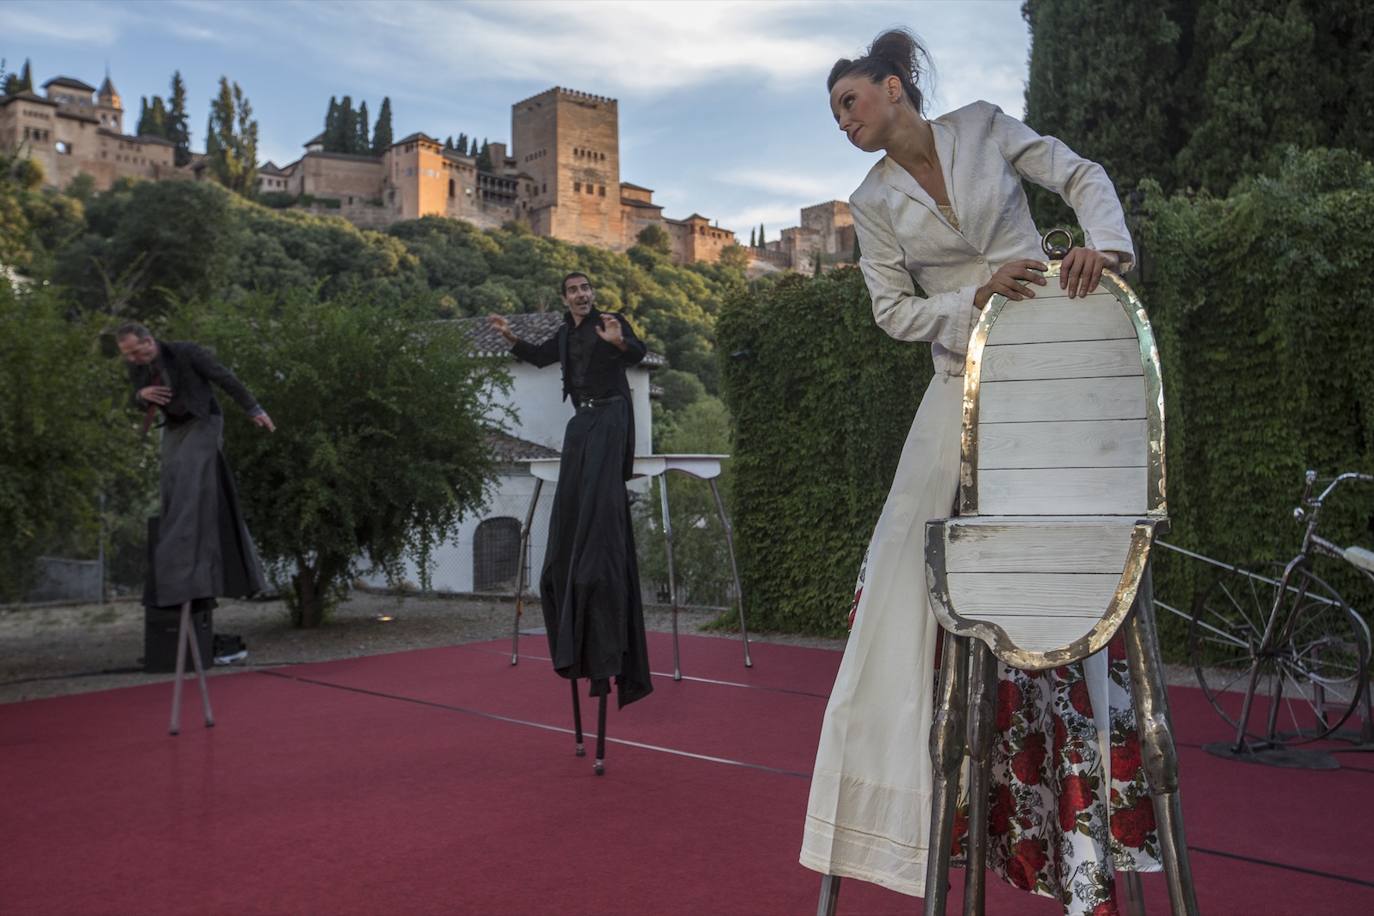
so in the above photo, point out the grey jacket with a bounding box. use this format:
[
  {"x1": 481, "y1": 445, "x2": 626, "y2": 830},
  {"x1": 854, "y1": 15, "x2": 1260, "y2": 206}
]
[
  {"x1": 849, "y1": 100, "x2": 1136, "y2": 376},
  {"x1": 130, "y1": 340, "x2": 262, "y2": 420}
]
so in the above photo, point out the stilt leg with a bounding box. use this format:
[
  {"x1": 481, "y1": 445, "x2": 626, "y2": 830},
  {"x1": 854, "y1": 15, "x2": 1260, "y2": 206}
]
[
  {"x1": 185, "y1": 605, "x2": 214, "y2": 728},
  {"x1": 1123, "y1": 561, "x2": 1200, "y2": 916},
  {"x1": 168, "y1": 602, "x2": 190, "y2": 736},
  {"x1": 1117, "y1": 870, "x2": 1147, "y2": 916},
  {"x1": 571, "y1": 679, "x2": 585, "y2": 757},
  {"x1": 594, "y1": 690, "x2": 608, "y2": 776},
  {"x1": 962, "y1": 641, "x2": 997, "y2": 916},
  {"x1": 923, "y1": 630, "x2": 970, "y2": 916},
  {"x1": 512, "y1": 479, "x2": 542, "y2": 666},
  {"x1": 709, "y1": 479, "x2": 753, "y2": 669},
  {"x1": 659, "y1": 475, "x2": 682, "y2": 681},
  {"x1": 816, "y1": 874, "x2": 841, "y2": 916}
]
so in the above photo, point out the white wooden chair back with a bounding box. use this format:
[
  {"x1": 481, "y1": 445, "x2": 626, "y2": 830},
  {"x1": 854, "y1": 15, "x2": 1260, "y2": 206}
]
[{"x1": 925, "y1": 265, "x2": 1168, "y2": 670}]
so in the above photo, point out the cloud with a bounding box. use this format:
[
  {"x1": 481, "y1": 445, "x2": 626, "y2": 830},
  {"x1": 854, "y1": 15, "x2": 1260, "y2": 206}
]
[
  {"x1": 714, "y1": 202, "x2": 814, "y2": 235},
  {"x1": 0, "y1": 6, "x2": 123, "y2": 45},
  {"x1": 719, "y1": 168, "x2": 844, "y2": 201}
]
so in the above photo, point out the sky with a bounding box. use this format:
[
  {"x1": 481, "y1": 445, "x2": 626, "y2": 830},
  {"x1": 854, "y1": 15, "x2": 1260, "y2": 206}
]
[{"x1": 1, "y1": 0, "x2": 1031, "y2": 238}]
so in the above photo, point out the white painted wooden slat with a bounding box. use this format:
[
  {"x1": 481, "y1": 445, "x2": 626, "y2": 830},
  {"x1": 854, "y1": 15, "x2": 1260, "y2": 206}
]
[
  {"x1": 979, "y1": 377, "x2": 1147, "y2": 423},
  {"x1": 946, "y1": 572, "x2": 1122, "y2": 617},
  {"x1": 981, "y1": 339, "x2": 1144, "y2": 382},
  {"x1": 988, "y1": 293, "x2": 1135, "y2": 345},
  {"x1": 981, "y1": 615, "x2": 1105, "y2": 653},
  {"x1": 977, "y1": 467, "x2": 1147, "y2": 514},
  {"x1": 940, "y1": 520, "x2": 1135, "y2": 573},
  {"x1": 977, "y1": 418, "x2": 1148, "y2": 470}
]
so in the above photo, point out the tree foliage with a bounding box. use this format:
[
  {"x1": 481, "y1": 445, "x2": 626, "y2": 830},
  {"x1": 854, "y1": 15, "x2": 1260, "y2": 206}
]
[
  {"x1": 1023, "y1": 0, "x2": 1374, "y2": 201},
  {"x1": 372, "y1": 96, "x2": 393, "y2": 153},
  {"x1": 166, "y1": 291, "x2": 506, "y2": 625},
  {"x1": 0, "y1": 279, "x2": 151, "y2": 600},
  {"x1": 205, "y1": 77, "x2": 258, "y2": 195}
]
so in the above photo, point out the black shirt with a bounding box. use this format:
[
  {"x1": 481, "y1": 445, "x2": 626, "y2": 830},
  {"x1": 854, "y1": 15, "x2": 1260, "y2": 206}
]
[{"x1": 565, "y1": 309, "x2": 620, "y2": 401}]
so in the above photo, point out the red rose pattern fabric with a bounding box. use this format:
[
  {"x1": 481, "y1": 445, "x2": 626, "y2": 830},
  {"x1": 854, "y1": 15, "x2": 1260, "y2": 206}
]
[{"x1": 954, "y1": 633, "x2": 1162, "y2": 916}]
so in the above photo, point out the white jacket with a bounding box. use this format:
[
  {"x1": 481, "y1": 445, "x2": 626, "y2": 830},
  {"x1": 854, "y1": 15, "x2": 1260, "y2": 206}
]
[{"x1": 849, "y1": 100, "x2": 1136, "y2": 375}]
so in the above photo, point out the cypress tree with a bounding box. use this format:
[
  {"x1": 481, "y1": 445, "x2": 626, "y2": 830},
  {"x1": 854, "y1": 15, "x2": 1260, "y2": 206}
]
[
  {"x1": 323, "y1": 96, "x2": 339, "y2": 151},
  {"x1": 19, "y1": 59, "x2": 33, "y2": 92},
  {"x1": 336, "y1": 96, "x2": 355, "y2": 153},
  {"x1": 749, "y1": 227, "x2": 756, "y2": 247},
  {"x1": 476, "y1": 139, "x2": 492, "y2": 171},
  {"x1": 758, "y1": 223, "x2": 766, "y2": 246},
  {"x1": 372, "y1": 96, "x2": 393, "y2": 153},
  {"x1": 168, "y1": 72, "x2": 192, "y2": 166},
  {"x1": 137, "y1": 96, "x2": 169, "y2": 138},
  {"x1": 356, "y1": 99, "x2": 370, "y2": 154},
  {"x1": 206, "y1": 76, "x2": 258, "y2": 195},
  {"x1": 456, "y1": 132, "x2": 468, "y2": 155}
]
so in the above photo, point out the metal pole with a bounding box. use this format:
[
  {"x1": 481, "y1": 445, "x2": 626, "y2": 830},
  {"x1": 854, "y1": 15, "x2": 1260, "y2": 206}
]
[
  {"x1": 168, "y1": 602, "x2": 189, "y2": 736},
  {"x1": 659, "y1": 474, "x2": 681, "y2": 681},
  {"x1": 923, "y1": 630, "x2": 969, "y2": 916},
  {"x1": 709, "y1": 478, "x2": 752, "y2": 668},
  {"x1": 816, "y1": 875, "x2": 841, "y2": 916},
  {"x1": 97, "y1": 492, "x2": 106, "y2": 606},
  {"x1": 511, "y1": 478, "x2": 543, "y2": 666},
  {"x1": 962, "y1": 641, "x2": 998, "y2": 916}
]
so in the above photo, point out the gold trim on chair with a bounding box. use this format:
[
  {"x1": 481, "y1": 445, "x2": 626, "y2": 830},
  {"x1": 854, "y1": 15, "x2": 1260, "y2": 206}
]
[{"x1": 958, "y1": 265, "x2": 1168, "y2": 520}]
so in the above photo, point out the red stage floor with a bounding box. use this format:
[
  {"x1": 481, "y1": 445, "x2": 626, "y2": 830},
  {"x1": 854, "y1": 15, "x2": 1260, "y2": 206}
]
[{"x1": 2, "y1": 631, "x2": 1372, "y2": 915}]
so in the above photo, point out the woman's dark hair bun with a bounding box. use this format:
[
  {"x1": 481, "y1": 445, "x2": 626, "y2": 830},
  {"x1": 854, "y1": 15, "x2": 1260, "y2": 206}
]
[{"x1": 827, "y1": 28, "x2": 930, "y2": 115}]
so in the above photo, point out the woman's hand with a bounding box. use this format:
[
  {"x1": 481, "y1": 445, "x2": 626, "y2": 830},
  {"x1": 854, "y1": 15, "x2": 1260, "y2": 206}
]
[
  {"x1": 975, "y1": 258, "x2": 1047, "y2": 309},
  {"x1": 1060, "y1": 247, "x2": 1120, "y2": 299}
]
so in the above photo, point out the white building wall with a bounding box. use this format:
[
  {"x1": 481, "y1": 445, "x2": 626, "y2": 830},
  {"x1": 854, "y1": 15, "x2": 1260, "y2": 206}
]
[{"x1": 363, "y1": 356, "x2": 655, "y2": 594}]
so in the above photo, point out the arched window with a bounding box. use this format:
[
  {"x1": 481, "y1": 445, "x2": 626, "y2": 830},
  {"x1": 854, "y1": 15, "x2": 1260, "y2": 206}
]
[
  {"x1": 473, "y1": 517, "x2": 522, "y2": 591},
  {"x1": 449, "y1": 178, "x2": 455, "y2": 198}
]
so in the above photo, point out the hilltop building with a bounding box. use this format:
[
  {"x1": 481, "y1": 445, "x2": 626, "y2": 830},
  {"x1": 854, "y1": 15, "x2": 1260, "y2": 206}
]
[
  {"x1": 3, "y1": 72, "x2": 752, "y2": 267},
  {"x1": 0, "y1": 74, "x2": 179, "y2": 190},
  {"x1": 752, "y1": 200, "x2": 858, "y2": 274}
]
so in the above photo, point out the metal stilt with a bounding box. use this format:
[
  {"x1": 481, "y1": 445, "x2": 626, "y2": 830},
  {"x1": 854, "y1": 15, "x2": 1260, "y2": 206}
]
[
  {"x1": 571, "y1": 678, "x2": 585, "y2": 757},
  {"x1": 709, "y1": 478, "x2": 752, "y2": 668},
  {"x1": 594, "y1": 688, "x2": 608, "y2": 776},
  {"x1": 816, "y1": 874, "x2": 841, "y2": 916},
  {"x1": 168, "y1": 602, "x2": 213, "y2": 735},
  {"x1": 659, "y1": 475, "x2": 682, "y2": 681}
]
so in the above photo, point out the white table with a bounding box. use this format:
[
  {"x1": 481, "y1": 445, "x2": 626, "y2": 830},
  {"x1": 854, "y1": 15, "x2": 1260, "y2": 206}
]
[{"x1": 511, "y1": 454, "x2": 752, "y2": 678}]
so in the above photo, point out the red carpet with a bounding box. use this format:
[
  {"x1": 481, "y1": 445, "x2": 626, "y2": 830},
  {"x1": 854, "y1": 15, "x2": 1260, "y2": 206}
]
[{"x1": 2, "y1": 630, "x2": 1372, "y2": 915}]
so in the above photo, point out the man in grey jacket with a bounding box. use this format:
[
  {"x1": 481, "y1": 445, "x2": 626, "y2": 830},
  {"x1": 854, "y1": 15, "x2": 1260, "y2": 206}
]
[{"x1": 117, "y1": 323, "x2": 273, "y2": 611}]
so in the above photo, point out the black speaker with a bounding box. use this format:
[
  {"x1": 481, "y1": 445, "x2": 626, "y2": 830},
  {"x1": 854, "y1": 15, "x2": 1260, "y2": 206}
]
[{"x1": 142, "y1": 605, "x2": 213, "y2": 673}]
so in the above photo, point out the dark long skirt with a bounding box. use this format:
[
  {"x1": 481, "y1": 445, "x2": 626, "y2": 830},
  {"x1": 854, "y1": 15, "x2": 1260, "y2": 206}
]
[
  {"x1": 146, "y1": 413, "x2": 267, "y2": 609},
  {"x1": 540, "y1": 397, "x2": 652, "y2": 708}
]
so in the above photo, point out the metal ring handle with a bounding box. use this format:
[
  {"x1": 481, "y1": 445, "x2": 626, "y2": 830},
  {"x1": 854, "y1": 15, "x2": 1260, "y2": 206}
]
[{"x1": 1041, "y1": 228, "x2": 1073, "y2": 260}]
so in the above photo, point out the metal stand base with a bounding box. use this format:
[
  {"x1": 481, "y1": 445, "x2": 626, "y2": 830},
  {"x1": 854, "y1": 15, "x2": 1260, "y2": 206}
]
[{"x1": 1202, "y1": 741, "x2": 1340, "y2": 770}]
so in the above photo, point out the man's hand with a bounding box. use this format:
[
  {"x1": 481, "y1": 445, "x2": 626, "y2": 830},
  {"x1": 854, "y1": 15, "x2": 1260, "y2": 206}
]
[
  {"x1": 139, "y1": 385, "x2": 173, "y2": 405},
  {"x1": 595, "y1": 314, "x2": 627, "y2": 350},
  {"x1": 487, "y1": 314, "x2": 517, "y2": 344},
  {"x1": 251, "y1": 412, "x2": 276, "y2": 433}
]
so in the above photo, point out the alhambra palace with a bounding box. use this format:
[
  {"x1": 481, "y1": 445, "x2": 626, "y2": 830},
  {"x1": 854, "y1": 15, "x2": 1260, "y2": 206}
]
[{"x1": 1, "y1": 72, "x2": 855, "y2": 271}]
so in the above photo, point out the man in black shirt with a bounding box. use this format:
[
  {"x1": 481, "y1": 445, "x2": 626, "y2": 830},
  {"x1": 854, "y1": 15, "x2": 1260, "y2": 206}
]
[{"x1": 489, "y1": 273, "x2": 653, "y2": 764}]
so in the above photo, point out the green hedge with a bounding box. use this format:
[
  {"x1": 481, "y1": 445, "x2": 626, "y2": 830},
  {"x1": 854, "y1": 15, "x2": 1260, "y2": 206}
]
[
  {"x1": 717, "y1": 270, "x2": 932, "y2": 634},
  {"x1": 719, "y1": 149, "x2": 1374, "y2": 654},
  {"x1": 1141, "y1": 148, "x2": 1374, "y2": 651}
]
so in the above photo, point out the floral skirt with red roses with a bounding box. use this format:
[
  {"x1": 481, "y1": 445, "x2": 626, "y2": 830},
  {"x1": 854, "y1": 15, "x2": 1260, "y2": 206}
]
[{"x1": 952, "y1": 633, "x2": 1162, "y2": 916}]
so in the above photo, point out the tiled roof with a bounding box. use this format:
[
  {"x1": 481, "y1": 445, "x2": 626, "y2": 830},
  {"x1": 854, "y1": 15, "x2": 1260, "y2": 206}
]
[
  {"x1": 451, "y1": 313, "x2": 667, "y2": 367},
  {"x1": 56, "y1": 109, "x2": 100, "y2": 124},
  {"x1": 302, "y1": 149, "x2": 381, "y2": 163},
  {"x1": 486, "y1": 430, "x2": 559, "y2": 462},
  {"x1": 619, "y1": 181, "x2": 653, "y2": 192},
  {"x1": 259, "y1": 161, "x2": 286, "y2": 175},
  {"x1": 304, "y1": 132, "x2": 324, "y2": 146},
  {"x1": 43, "y1": 76, "x2": 96, "y2": 92},
  {"x1": 621, "y1": 198, "x2": 662, "y2": 210}
]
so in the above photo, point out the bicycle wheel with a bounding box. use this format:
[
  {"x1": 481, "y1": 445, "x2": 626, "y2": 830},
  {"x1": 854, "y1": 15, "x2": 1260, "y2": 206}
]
[{"x1": 1189, "y1": 563, "x2": 1368, "y2": 744}]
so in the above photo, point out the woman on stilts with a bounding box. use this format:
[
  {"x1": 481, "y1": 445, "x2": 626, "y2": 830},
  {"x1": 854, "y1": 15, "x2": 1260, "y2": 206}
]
[{"x1": 800, "y1": 30, "x2": 1163, "y2": 915}]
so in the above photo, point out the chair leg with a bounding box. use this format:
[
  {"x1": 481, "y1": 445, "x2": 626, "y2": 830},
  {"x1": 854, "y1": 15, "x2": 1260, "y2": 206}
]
[
  {"x1": 659, "y1": 475, "x2": 682, "y2": 681},
  {"x1": 594, "y1": 689, "x2": 608, "y2": 776},
  {"x1": 924, "y1": 630, "x2": 970, "y2": 916},
  {"x1": 962, "y1": 641, "x2": 997, "y2": 916},
  {"x1": 168, "y1": 602, "x2": 190, "y2": 736},
  {"x1": 709, "y1": 478, "x2": 753, "y2": 669},
  {"x1": 571, "y1": 679, "x2": 585, "y2": 757},
  {"x1": 1123, "y1": 562, "x2": 1199, "y2": 916},
  {"x1": 816, "y1": 874, "x2": 841, "y2": 916},
  {"x1": 184, "y1": 605, "x2": 214, "y2": 728}
]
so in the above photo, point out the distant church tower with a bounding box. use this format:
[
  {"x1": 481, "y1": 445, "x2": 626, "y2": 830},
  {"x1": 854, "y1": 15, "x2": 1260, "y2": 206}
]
[
  {"x1": 511, "y1": 87, "x2": 623, "y2": 250},
  {"x1": 96, "y1": 72, "x2": 123, "y2": 133}
]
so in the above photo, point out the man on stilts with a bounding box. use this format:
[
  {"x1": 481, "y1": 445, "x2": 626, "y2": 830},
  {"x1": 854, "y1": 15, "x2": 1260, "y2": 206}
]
[
  {"x1": 117, "y1": 323, "x2": 273, "y2": 733},
  {"x1": 488, "y1": 272, "x2": 653, "y2": 774}
]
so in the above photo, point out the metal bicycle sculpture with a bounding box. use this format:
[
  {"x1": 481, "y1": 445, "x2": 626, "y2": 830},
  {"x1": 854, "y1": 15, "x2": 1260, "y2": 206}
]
[{"x1": 1183, "y1": 470, "x2": 1373, "y2": 764}]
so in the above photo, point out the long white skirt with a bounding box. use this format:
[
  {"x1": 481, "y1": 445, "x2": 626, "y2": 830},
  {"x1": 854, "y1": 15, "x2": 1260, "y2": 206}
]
[
  {"x1": 799, "y1": 371, "x2": 963, "y2": 895},
  {"x1": 799, "y1": 372, "x2": 1129, "y2": 899}
]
